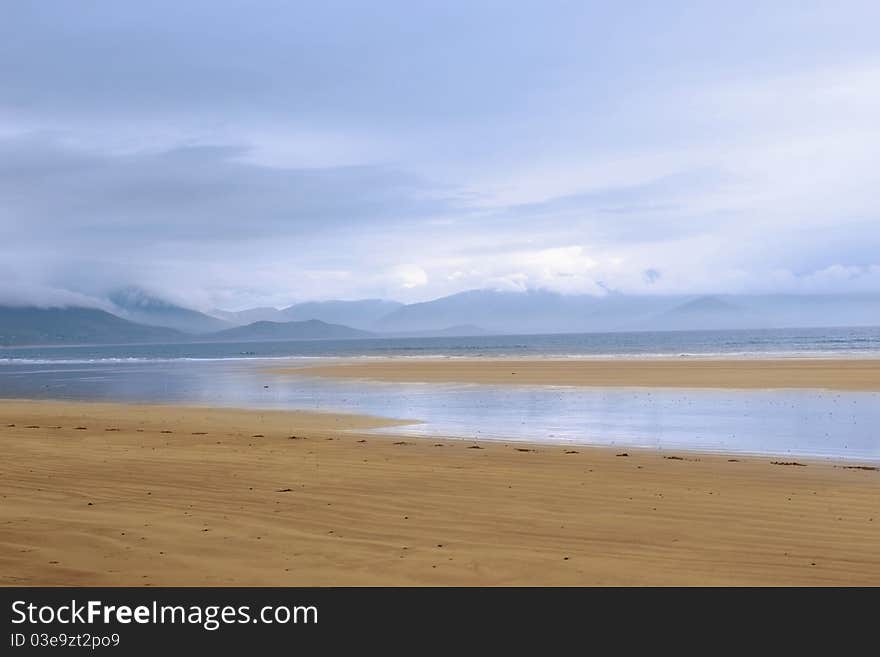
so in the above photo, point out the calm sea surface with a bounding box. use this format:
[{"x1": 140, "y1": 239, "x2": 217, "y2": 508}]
[{"x1": 3, "y1": 325, "x2": 880, "y2": 361}]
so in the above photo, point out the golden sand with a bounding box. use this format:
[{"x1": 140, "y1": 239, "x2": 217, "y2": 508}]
[
  {"x1": 1, "y1": 399, "x2": 878, "y2": 586},
  {"x1": 282, "y1": 357, "x2": 880, "y2": 390}
]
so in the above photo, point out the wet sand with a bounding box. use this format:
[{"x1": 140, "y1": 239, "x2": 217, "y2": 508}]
[
  {"x1": 283, "y1": 358, "x2": 880, "y2": 390},
  {"x1": 1, "y1": 399, "x2": 878, "y2": 586}
]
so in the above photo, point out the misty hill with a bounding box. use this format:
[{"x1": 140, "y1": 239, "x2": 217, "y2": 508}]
[
  {"x1": 389, "y1": 324, "x2": 490, "y2": 338},
  {"x1": 375, "y1": 289, "x2": 681, "y2": 334},
  {"x1": 650, "y1": 293, "x2": 880, "y2": 331},
  {"x1": 206, "y1": 319, "x2": 373, "y2": 342},
  {"x1": 0, "y1": 306, "x2": 185, "y2": 346},
  {"x1": 209, "y1": 306, "x2": 287, "y2": 325},
  {"x1": 109, "y1": 286, "x2": 230, "y2": 334},
  {"x1": 667, "y1": 296, "x2": 739, "y2": 315},
  {"x1": 279, "y1": 299, "x2": 404, "y2": 330},
  {"x1": 731, "y1": 293, "x2": 880, "y2": 328},
  {"x1": 651, "y1": 296, "x2": 755, "y2": 330},
  {"x1": 375, "y1": 289, "x2": 880, "y2": 334},
  {"x1": 209, "y1": 299, "x2": 404, "y2": 330}
]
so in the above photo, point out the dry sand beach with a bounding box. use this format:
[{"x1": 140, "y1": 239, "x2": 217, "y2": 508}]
[
  {"x1": 2, "y1": 395, "x2": 879, "y2": 586},
  {"x1": 283, "y1": 357, "x2": 880, "y2": 390}
]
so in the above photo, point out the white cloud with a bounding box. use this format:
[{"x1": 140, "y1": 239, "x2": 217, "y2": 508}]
[{"x1": 392, "y1": 264, "x2": 428, "y2": 289}]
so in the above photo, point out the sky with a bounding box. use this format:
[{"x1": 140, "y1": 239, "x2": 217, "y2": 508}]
[{"x1": 2, "y1": 1, "x2": 879, "y2": 310}]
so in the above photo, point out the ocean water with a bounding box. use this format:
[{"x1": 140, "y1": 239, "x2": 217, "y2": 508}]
[
  {"x1": 2, "y1": 325, "x2": 880, "y2": 362},
  {"x1": 1, "y1": 327, "x2": 879, "y2": 461}
]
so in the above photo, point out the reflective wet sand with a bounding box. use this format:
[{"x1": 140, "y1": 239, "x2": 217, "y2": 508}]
[{"x1": 2, "y1": 358, "x2": 879, "y2": 460}]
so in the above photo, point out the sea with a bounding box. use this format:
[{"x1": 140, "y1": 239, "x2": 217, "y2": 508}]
[{"x1": 2, "y1": 326, "x2": 879, "y2": 461}]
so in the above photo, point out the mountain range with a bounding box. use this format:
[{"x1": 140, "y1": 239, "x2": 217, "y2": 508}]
[
  {"x1": 376, "y1": 290, "x2": 880, "y2": 333},
  {"x1": 109, "y1": 286, "x2": 231, "y2": 334},
  {"x1": 1, "y1": 287, "x2": 879, "y2": 346},
  {"x1": 210, "y1": 299, "x2": 403, "y2": 330}
]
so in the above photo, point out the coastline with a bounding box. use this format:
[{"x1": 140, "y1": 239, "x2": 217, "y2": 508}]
[
  {"x1": 278, "y1": 357, "x2": 880, "y2": 391},
  {"x1": 2, "y1": 399, "x2": 878, "y2": 586}
]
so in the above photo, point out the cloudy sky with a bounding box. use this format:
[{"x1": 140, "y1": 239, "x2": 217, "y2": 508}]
[{"x1": 2, "y1": 1, "x2": 879, "y2": 309}]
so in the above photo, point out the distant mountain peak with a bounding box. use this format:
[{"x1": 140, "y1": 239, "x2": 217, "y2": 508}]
[
  {"x1": 279, "y1": 298, "x2": 404, "y2": 330},
  {"x1": 666, "y1": 295, "x2": 740, "y2": 315},
  {"x1": 0, "y1": 305, "x2": 184, "y2": 346},
  {"x1": 107, "y1": 286, "x2": 229, "y2": 334},
  {"x1": 108, "y1": 285, "x2": 176, "y2": 311},
  {"x1": 208, "y1": 318, "x2": 372, "y2": 342}
]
